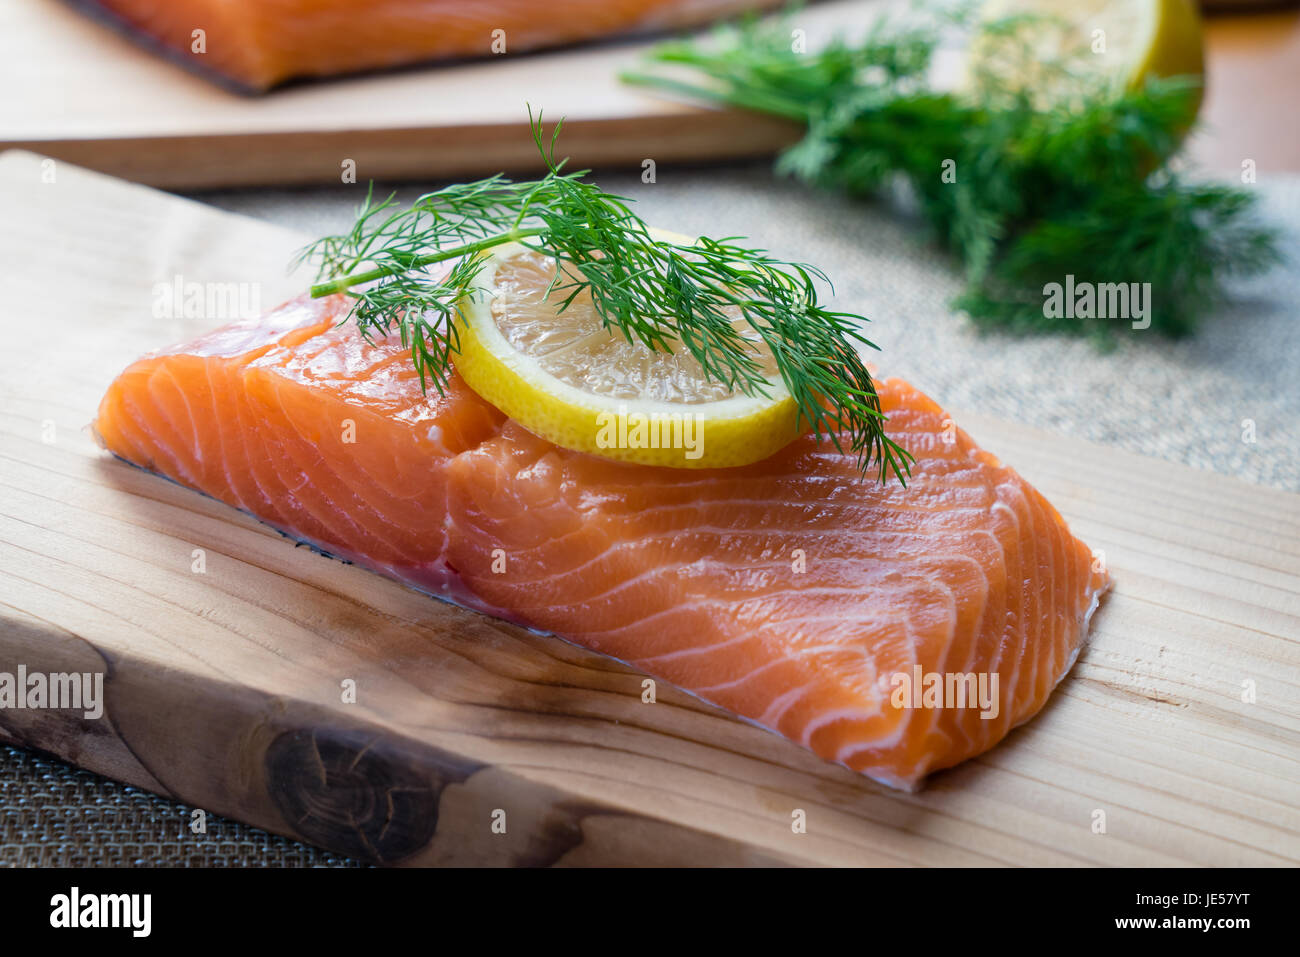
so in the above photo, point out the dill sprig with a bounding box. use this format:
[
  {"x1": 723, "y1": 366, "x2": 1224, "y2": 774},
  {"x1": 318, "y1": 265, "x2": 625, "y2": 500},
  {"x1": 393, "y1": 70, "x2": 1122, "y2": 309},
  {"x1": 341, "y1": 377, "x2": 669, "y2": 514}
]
[
  {"x1": 623, "y1": 6, "x2": 1280, "y2": 340},
  {"x1": 297, "y1": 112, "x2": 913, "y2": 484}
]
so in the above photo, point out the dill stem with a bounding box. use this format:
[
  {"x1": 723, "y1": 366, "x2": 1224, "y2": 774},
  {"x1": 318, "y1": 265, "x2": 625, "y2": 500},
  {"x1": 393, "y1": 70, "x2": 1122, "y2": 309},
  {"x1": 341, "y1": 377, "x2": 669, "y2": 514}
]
[
  {"x1": 308, "y1": 225, "x2": 549, "y2": 297},
  {"x1": 619, "y1": 70, "x2": 810, "y2": 123}
]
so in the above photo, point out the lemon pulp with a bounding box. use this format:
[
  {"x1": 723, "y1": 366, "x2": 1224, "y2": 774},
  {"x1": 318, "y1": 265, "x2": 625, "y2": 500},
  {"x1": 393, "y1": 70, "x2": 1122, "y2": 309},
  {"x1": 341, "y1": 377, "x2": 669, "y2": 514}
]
[
  {"x1": 965, "y1": 0, "x2": 1205, "y2": 115},
  {"x1": 452, "y1": 232, "x2": 803, "y2": 469}
]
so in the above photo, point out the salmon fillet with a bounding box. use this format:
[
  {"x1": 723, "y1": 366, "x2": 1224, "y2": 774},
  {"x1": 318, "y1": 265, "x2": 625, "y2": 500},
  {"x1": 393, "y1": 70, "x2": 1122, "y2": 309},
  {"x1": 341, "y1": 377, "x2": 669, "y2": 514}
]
[
  {"x1": 86, "y1": 0, "x2": 784, "y2": 91},
  {"x1": 94, "y1": 295, "x2": 1109, "y2": 789}
]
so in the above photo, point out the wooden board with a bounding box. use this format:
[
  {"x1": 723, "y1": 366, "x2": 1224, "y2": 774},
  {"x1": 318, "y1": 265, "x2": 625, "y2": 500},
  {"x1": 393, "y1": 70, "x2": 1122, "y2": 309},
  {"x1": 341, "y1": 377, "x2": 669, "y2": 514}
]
[
  {"x1": 0, "y1": 0, "x2": 810, "y2": 189},
  {"x1": 0, "y1": 151, "x2": 1298, "y2": 866}
]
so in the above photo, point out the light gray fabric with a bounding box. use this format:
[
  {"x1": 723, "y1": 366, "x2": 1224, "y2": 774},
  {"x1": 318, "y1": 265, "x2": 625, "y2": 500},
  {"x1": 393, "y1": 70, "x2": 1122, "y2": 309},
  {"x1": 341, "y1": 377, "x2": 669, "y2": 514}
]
[{"x1": 3, "y1": 162, "x2": 1294, "y2": 868}]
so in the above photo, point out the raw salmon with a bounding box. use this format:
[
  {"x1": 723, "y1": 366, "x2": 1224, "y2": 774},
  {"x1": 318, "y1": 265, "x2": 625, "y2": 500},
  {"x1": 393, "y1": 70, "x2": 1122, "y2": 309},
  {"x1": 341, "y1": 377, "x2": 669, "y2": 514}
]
[
  {"x1": 94, "y1": 294, "x2": 1109, "y2": 789},
  {"x1": 86, "y1": 0, "x2": 784, "y2": 91}
]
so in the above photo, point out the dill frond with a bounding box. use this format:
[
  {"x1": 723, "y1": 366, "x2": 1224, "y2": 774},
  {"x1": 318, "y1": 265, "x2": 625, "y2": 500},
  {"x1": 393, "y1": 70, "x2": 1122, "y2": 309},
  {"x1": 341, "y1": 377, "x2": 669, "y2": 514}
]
[
  {"x1": 297, "y1": 110, "x2": 913, "y2": 484},
  {"x1": 624, "y1": 6, "x2": 1280, "y2": 340}
]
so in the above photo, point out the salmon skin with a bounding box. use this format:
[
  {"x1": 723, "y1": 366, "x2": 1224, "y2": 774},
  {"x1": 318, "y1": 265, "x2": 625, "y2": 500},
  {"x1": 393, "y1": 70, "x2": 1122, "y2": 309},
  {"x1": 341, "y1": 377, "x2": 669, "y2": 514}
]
[
  {"x1": 83, "y1": 0, "x2": 784, "y2": 91},
  {"x1": 94, "y1": 295, "x2": 1110, "y2": 789}
]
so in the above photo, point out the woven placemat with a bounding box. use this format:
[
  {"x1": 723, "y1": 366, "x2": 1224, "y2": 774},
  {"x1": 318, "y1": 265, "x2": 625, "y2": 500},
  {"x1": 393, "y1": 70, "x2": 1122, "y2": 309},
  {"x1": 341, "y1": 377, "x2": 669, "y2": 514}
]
[
  {"x1": 0, "y1": 746, "x2": 362, "y2": 867},
  {"x1": 2, "y1": 164, "x2": 1294, "y2": 867}
]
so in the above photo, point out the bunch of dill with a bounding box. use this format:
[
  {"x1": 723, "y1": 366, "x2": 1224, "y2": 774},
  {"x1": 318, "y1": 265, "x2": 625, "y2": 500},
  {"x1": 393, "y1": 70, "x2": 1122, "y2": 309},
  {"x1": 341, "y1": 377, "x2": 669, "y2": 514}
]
[{"x1": 624, "y1": 7, "x2": 1280, "y2": 340}]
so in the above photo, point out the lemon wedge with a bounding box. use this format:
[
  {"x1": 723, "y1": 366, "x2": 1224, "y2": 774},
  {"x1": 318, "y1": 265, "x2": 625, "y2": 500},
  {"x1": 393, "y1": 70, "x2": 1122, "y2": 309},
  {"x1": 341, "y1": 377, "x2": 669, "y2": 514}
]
[
  {"x1": 451, "y1": 229, "x2": 802, "y2": 469},
  {"x1": 965, "y1": 0, "x2": 1205, "y2": 112}
]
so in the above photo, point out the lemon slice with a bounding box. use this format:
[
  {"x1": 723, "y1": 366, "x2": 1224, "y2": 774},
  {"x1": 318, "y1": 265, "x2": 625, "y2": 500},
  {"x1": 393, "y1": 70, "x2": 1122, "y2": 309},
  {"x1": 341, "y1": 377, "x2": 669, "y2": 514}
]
[
  {"x1": 451, "y1": 229, "x2": 801, "y2": 469},
  {"x1": 965, "y1": 0, "x2": 1204, "y2": 112}
]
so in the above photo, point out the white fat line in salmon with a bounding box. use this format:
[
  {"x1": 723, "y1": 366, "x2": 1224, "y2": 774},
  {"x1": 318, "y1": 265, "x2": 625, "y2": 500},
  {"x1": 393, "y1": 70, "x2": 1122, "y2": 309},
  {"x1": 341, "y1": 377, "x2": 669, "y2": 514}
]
[
  {"x1": 888, "y1": 666, "x2": 1000, "y2": 720},
  {"x1": 0, "y1": 666, "x2": 103, "y2": 719},
  {"x1": 595, "y1": 404, "x2": 705, "y2": 460}
]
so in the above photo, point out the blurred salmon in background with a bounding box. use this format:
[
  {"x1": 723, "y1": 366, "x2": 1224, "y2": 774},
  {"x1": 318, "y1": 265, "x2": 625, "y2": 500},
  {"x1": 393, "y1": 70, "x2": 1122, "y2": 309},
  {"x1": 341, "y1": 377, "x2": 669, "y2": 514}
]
[{"x1": 80, "y1": 0, "x2": 787, "y2": 91}]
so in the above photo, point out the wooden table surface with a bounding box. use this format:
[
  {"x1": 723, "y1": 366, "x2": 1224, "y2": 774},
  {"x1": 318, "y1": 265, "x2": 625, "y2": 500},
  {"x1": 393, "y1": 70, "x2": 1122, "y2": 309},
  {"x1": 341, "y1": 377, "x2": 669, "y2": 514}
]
[{"x1": 1192, "y1": 9, "x2": 1300, "y2": 172}]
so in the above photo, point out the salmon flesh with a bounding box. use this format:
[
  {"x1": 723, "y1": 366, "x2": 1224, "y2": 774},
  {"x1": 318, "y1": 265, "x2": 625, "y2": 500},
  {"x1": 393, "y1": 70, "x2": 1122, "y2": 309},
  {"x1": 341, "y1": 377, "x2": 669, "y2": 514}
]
[
  {"x1": 94, "y1": 295, "x2": 1110, "y2": 789},
  {"x1": 86, "y1": 0, "x2": 786, "y2": 91}
]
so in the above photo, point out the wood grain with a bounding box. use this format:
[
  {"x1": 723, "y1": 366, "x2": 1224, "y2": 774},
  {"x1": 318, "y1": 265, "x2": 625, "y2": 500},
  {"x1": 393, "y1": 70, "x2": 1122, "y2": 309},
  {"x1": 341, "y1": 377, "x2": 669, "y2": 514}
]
[
  {"x1": 0, "y1": 151, "x2": 1297, "y2": 866},
  {"x1": 0, "y1": 0, "x2": 807, "y2": 189},
  {"x1": 6, "y1": 0, "x2": 1294, "y2": 188}
]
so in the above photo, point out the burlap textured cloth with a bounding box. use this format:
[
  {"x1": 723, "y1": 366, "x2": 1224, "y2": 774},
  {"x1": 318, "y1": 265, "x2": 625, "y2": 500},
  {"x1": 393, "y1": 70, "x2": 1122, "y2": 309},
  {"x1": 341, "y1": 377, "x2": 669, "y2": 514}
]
[{"x1": 2, "y1": 166, "x2": 1294, "y2": 867}]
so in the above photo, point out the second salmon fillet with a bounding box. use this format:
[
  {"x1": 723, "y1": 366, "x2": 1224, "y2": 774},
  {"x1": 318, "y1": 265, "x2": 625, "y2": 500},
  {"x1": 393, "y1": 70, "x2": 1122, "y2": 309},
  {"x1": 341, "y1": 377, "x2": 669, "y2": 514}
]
[
  {"x1": 94, "y1": 294, "x2": 1109, "y2": 789},
  {"x1": 87, "y1": 0, "x2": 786, "y2": 91}
]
